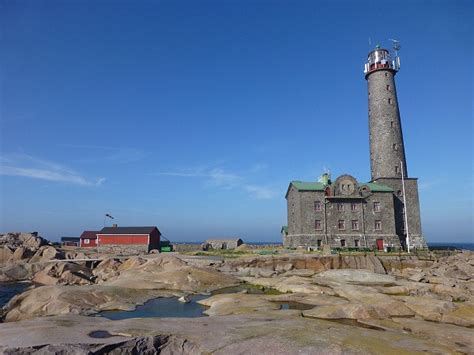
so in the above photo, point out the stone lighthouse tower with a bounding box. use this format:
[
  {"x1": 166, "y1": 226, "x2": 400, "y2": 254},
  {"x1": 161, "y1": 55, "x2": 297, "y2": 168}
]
[
  {"x1": 365, "y1": 45, "x2": 406, "y2": 180},
  {"x1": 364, "y1": 43, "x2": 427, "y2": 249}
]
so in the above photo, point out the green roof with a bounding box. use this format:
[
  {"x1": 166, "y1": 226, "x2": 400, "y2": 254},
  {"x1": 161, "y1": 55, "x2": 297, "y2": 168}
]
[
  {"x1": 290, "y1": 181, "x2": 326, "y2": 191},
  {"x1": 363, "y1": 182, "x2": 393, "y2": 192}
]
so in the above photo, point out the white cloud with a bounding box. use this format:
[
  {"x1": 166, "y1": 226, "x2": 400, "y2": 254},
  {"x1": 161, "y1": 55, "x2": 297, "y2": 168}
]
[
  {"x1": 243, "y1": 185, "x2": 277, "y2": 199},
  {"x1": 154, "y1": 166, "x2": 276, "y2": 199},
  {"x1": 0, "y1": 154, "x2": 105, "y2": 186}
]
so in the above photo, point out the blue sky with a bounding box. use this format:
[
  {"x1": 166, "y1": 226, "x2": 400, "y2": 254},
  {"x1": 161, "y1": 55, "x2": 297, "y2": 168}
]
[{"x1": 1, "y1": 0, "x2": 472, "y2": 243}]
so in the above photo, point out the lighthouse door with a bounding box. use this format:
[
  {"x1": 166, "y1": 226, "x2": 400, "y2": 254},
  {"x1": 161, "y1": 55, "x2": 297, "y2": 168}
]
[{"x1": 376, "y1": 239, "x2": 384, "y2": 251}]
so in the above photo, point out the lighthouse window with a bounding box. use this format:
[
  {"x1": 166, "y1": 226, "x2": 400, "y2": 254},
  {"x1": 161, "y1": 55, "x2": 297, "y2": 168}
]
[
  {"x1": 390, "y1": 121, "x2": 394, "y2": 128},
  {"x1": 338, "y1": 220, "x2": 346, "y2": 230},
  {"x1": 386, "y1": 84, "x2": 391, "y2": 91},
  {"x1": 395, "y1": 165, "x2": 400, "y2": 174},
  {"x1": 315, "y1": 220, "x2": 322, "y2": 230},
  {"x1": 393, "y1": 143, "x2": 398, "y2": 151},
  {"x1": 385, "y1": 72, "x2": 388, "y2": 77},
  {"x1": 373, "y1": 202, "x2": 381, "y2": 212},
  {"x1": 388, "y1": 98, "x2": 393, "y2": 104},
  {"x1": 352, "y1": 220, "x2": 359, "y2": 230},
  {"x1": 314, "y1": 201, "x2": 322, "y2": 212},
  {"x1": 375, "y1": 220, "x2": 382, "y2": 231}
]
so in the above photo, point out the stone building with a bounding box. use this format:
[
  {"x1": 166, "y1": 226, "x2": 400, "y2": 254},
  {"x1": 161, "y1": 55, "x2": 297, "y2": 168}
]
[
  {"x1": 203, "y1": 238, "x2": 243, "y2": 250},
  {"x1": 284, "y1": 45, "x2": 427, "y2": 251}
]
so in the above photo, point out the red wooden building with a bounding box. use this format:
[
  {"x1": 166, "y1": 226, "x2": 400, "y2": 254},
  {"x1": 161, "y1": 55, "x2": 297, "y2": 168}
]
[
  {"x1": 79, "y1": 231, "x2": 99, "y2": 248},
  {"x1": 96, "y1": 226, "x2": 161, "y2": 252}
]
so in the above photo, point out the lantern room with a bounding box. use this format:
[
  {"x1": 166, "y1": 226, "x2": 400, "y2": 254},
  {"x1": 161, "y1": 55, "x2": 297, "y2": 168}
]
[{"x1": 364, "y1": 46, "x2": 400, "y2": 77}]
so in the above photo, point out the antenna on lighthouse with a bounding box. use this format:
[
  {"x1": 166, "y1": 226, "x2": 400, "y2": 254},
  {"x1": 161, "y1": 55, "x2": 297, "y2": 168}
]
[
  {"x1": 389, "y1": 39, "x2": 401, "y2": 56},
  {"x1": 389, "y1": 39, "x2": 401, "y2": 71}
]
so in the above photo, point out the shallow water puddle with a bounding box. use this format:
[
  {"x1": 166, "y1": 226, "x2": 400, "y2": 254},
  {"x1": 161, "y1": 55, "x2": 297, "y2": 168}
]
[
  {"x1": 97, "y1": 295, "x2": 209, "y2": 320},
  {"x1": 89, "y1": 330, "x2": 116, "y2": 338},
  {"x1": 328, "y1": 319, "x2": 386, "y2": 331},
  {"x1": 211, "y1": 283, "x2": 282, "y2": 295},
  {"x1": 276, "y1": 301, "x2": 315, "y2": 311},
  {"x1": 0, "y1": 282, "x2": 32, "y2": 307}
]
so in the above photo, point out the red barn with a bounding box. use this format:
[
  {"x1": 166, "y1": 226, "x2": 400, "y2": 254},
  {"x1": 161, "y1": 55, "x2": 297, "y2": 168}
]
[
  {"x1": 79, "y1": 231, "x2": 99, "y2": 248},
  {"x1": 96, "y1": 226, "x2": 161, "y2": 253}
]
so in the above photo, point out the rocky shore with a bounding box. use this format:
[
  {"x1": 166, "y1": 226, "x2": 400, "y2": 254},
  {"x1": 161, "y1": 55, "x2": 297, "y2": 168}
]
[{"x1": 0, "y1": 232, "x2": 472, "y2": 354}]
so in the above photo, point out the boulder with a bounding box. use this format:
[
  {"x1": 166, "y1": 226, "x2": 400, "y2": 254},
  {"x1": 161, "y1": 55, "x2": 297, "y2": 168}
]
[
  {"x1": 314, "y1": 269, "x2": 397, "y2": 285},
  {"x1": 399, "y1": 296, "x2": 455, "y2": 322},
  {"x1": 440, "y1": 303, "x2": 474, "y2": 327},
  {"x1": 303, "y1": 303, "x2": 380, "y2": 320},
  {"x1": 11, "y1": 247, "x2": 32, "y2": 262},
  {"x1": 198, "y1": 293, "x2": 280, "y2": 316},
  {"x1": 0, "y1": 246, "x2": 14, "y2": 264},
  {"x1": 32, "y1": 262, "x2": 94, "y2": 286},
  {"x1": 29, "y1": 246, "x2": 63, "y2": 263},
  {"x1": 3, "y1": 285, "x2": 174, "y2": 322},
  {"x1": 1, "y1": 335, "x2": 200, "y2": 354},
  {"x1": 18, "y1": 232, "x2": 47, "y2": 250}
]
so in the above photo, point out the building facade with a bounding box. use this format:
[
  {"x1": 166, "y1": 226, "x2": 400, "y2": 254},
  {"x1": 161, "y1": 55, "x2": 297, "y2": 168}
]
[
  {"x1": 79, "y1": 231, "x2": 99, "y2": 248},
  {"x1": 284, "y1": 45, "x2": 427, "y2": 251},
  {"x1": 96, "y1": 226, "x2": 161, "y2": 254}
]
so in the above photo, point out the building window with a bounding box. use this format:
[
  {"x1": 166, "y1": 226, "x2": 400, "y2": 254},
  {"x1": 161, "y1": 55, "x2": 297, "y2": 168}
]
[
  {"x1": 317, "y1": 239, "x2": 322, "y2": 247},
  {"x1": 84, "y1": 239, "x2": 90, "y2": 244},
  {"x1": 338, "y1": 220, "x2": 345, "y2": 230},
  {"x1": 385, "y1": 72, "x2": 388, "y2": 77},
  {"x1": 352, "y1": 220, "x2": 359, "y2": 230},
  {"x1": 388, "y1": 98, "x2": 392, "y2": 104},
  {"x1": 373, "y1": 202, "x2": 381, "y2": 212},
  {"x1": 390, "y1": 121, "x2": 394, "y2": 128},
  {"x1": 351, "y1": 203, "x2": 358, "y2": 212},
  {"x1": 341, "y1": 239, "x2": 346, "y2": 247},
  {"x1": 314, "y1": 201, "x2": 322, "y2": 212},
  {"x1": 397, "y1": 190, "x2": 403, "y2": 197},
  {"x1": 355, "y1": 239, "x2": 360, "y2": 247},
  {"x1": 395, "y1": 165, "x2": 400, "y2": 174},
  {"x1": 315, "y1": 220, "x2": 322, "y2": 230},
  {"x1": 375, "y1": 220, "x2": 382, "y2": 231},
  {"x1": 386, "y1": 84, "x2": 391, "y2": 91},
  {"x1": 393, "y1": 143, "x2": 398, "y2": 151},
  {"x1": 337, "y1": 203, "x2": 344, "y2": 211}
]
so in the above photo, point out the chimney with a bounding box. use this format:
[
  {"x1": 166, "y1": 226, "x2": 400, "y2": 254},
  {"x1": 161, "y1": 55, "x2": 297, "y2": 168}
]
[{"x1": 112, "y1": 223, "x2": 118, "y2": 228}]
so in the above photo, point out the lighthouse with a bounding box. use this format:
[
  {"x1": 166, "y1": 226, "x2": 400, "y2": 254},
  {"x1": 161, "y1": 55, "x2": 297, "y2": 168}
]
[
  {"x1": 364, "y1": 42, "x2": 426, "y2": 250},
  {"x1": 282, "y1": 42, "x2": 427, "y2": 251},
  {"x1": 365, "y1": 44, "x2": 407, "y2": 180}
]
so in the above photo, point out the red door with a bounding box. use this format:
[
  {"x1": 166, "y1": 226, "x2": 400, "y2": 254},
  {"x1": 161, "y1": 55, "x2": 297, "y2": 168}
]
[{"x1": 376, "y1": 239, "x2": 384, "y2": 251}]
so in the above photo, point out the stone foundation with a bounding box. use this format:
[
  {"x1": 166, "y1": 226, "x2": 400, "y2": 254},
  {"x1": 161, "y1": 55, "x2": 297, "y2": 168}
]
[
  {"x1": 97, "y1": 244, "x2": 149, "y2": 255},
  {"x1": 284, "y1": 233, "x2": 402, "y2": 250}
]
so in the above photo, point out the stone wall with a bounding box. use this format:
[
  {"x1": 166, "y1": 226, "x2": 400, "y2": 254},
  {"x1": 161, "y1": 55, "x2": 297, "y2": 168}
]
[{"x1": 377, "y1": 177, "x2": 426, "y2": 249}]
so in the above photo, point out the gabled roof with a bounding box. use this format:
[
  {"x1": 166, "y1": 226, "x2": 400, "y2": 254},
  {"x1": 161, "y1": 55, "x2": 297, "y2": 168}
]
[
  {"x1": 61, "y1": 237, "x2": 80, "y2": 242},
  {"x1": 363, "y1": 182, "x2": 393, "y2": 192},
  {"x1": 286, "y1": 178, "x2": 394, "y2": 198},
  {"x1": 98, "y1": 226, "x2": 160, "y2": 235},
  {"x1": 291, "y1": 181, "x2": 326, "y2": 191},
  {"x1": 286, "y1": 181, "x2": 326, "y2": 198},
  {"x1": 79, "y1": 231, "x2": 99, "y2": 239}
]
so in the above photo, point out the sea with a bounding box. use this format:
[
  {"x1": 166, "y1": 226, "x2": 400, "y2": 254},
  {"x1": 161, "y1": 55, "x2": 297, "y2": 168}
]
[{"x1": 427, "y1": 242, "x2": 474, "y2": 251}]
